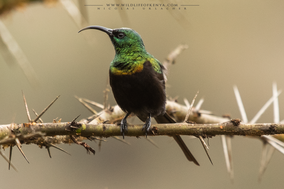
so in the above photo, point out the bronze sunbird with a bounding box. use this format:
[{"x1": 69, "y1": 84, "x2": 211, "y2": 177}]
[{"x1": 79, "y1": 26, "x2": 199, "y2": 165}]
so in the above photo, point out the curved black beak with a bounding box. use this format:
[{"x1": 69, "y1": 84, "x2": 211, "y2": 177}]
[{"x1": 78, "y1": 25, "x2": 113, "y2": 36}]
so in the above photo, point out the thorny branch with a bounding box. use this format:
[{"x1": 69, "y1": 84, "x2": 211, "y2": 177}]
[
  {"x1": 0, "y1": 44, "x2": 283, "y2": 184},
  {"x1": 0, "y1": 97, "x2": 284, "y2": 149},
  {"x1": 1, "y1": 116, "x2": 284, "y2": 144}
]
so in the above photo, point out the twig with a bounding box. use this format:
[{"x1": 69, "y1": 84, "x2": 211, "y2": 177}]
[
  {"x1": 70, "y1": 135, "x2": 95, "y2": 155},
  {"x1": 163, "y1": 44, "x2": 188, "y2": 71}
]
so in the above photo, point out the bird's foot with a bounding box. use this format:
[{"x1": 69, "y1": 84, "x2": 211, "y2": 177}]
[
  {"x1": 120, "y1": 112, "x2": 130, "y2": 139},
  {"x1": 120, "y1": 118, "x2": 128, "y2": 139},
  {"x1": 142, "y1": 115, "x2": 151, "y2": 138}
]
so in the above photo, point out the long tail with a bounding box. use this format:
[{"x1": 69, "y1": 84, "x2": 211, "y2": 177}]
[{"x1": 155, "y1": 113, "x2": 200, "y2": 166}]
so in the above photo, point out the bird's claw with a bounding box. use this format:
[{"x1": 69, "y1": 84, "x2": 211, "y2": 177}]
[
  {"x1": 142, "y1": 116, "x2": 151, "y2": 138},
  {"x1": 120, "y1": 118, "x2": 128, "y2": 139}
]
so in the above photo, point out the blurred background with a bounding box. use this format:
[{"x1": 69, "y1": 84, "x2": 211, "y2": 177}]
[{"x1": 1, "y1": 0, "x2": 284, "y2": 188}]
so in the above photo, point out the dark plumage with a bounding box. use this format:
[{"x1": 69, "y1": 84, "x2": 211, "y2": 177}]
[{"x1": 110, "y1": 61, "x2": 166, "y2": 119}]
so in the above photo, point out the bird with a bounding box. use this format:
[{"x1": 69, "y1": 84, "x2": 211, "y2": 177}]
[{"x1": 79, "y1": 25, "x2": 200, "y2": 165}]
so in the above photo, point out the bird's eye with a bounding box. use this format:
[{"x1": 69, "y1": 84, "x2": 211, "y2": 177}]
[{"x1": 116, "y1": 32, "x2": 125, "y2": 39}]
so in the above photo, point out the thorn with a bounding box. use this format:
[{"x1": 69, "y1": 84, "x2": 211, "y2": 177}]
[
  {"x1": 32, "y1": 109, "x2": 43, "y2": 123},
  {"x1": 75, "y1": 96, "x2": 98, "y2": 114},
  {"x1": 71, "y1": 114, "x2": 81, "y2": 124},
  {"x1": 22, "y1": 91, "x2": 32, "y2": 122},
  {"x1": 258, "y1": 143, "x2": 274, "y2": 182},
  {"x1": 15, "y1": 138, "x2": 29, "y2": 163},
  {"x1": 221, "y1": 135, "x2": 234, "y2": 182},
  {"x1": 199, "y1": 136, "x2": 209, "y2": 150},
  {"x1": 272, "y1": 82, "x2": 280, "y2": 123},
  {"x1": 183, "y1": 98, "x2": 190, "y2": 108},
  {"x1": 184, "y1": 91, "x2": 199, "y2": 122},
  {"x1": 9, "y1": 145, "x2": 12, "y2": 170},
  {"x1": 66, "y1": 115, "x2": 81, "y2": 131},
  {"x1": 77, "y1": 97, "x2": 104, "y2": 109},
  {"x1": 195, "y1": 98, "x2": 204, "y2": 111},
  {"x1": 263, "y1": 136, "x2": 284, "y2": 154},
  {"x1": 47, "y1": 147, "x2": 52, "y2": 158},
  {"x1": 262, "y1": 135, "x2": 284, "y2": 147},
  {"x1": 48, "y1": 143, "x2": 71, "y2": 156},
  {"x1": 33, "y1": 95, "x2": 60, "y2": 123},
  {"x1": 199, "y1": 110, "x2": 213, "y2": 115},
  {"x1": 198, "y1": 136, "x2": 213, "y2": 165},
  {"x1": 0, "y1": 149, "x2": 17, "y2": 171},
  {"x1": 233, "y1": 86, "x2": 248, "y2": 123},
  {"x1": 53, "y1": 117, "x2": 62, "y2": 123},
  {"x1": 250, "y1": 90, "x2": 282, "y2": 124}
]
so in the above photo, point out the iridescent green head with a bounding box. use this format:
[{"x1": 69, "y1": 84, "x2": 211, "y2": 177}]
[
  {"x1": 78, "y1": 26, "x2": 146, "y2": 54},
  {"x1": 79, "y1": 25, "x2": 162, "y2": 75}
]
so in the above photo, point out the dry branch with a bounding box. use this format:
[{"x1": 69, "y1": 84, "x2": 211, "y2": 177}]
[
  {"x1": 1, "y1": 97, "x2": 283, "y2": 148},
  {"x1": 0, "y1": 110, "x2": 283, "y2": 148}
]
